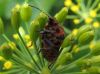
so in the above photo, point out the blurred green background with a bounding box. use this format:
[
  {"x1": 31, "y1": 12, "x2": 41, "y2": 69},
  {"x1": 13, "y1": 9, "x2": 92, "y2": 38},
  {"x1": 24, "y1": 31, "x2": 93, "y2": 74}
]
[
  {"x1": 0, "y1": 0, "x2": 64, "y2": 45},
  {"x1": 0, "y1": 0, "x2": 100, "y2": 74}
]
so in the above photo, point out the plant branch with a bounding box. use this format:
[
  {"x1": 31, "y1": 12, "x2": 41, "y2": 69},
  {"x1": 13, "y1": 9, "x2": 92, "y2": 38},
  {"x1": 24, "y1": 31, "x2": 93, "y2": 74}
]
[{"x1": 17, "y1": 30, "x2": 41, "y2": 70}]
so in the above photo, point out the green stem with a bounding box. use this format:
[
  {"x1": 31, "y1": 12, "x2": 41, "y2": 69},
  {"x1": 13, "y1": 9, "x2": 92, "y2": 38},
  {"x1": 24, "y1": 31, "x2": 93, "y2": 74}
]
[
  {"x1": 2, "y1": 34, "x2": 11, "y2": 42},
  {"x1": 87, "y1": 0, "x2": 92, "y2": 9},
  {"x1": 96, "y1": 14, "x2": 100, "y2": 17},
  {"x1": 24, "y1": 22, "x2": 43, "y2": 67},
  {"x1": 12, "y1": 56, "x2": 40, "y2": 74},
  {"x1": 80, "y1": 0, "x2": 86, "y2": 12},
  {"x1": 25, "y1": 0, "x2": 28, "y2": 3},
  {"x1": 51, "y1": 42, "x2": 75, "y2": 71},
  {"x1": 63, "y1": 26, "x2": 71, "y2": 34},
  {"x1": 2, "y1": 34, "x2": 31, "y2": 64},
  {"x1": 66, "y1": 15, "x2": 79, "y2": 19},
  {"x1": 56, "y1": 71, "x2": 89, "y2": 74},
  {"x1": 34, "y1": 42, "x2": 44, "y2": 68},
  {"x1": 90, "y1": 0, "x2": 99, "y2": 10},
  {"x1": 2, "y1": 34, "x2": 33, "y2": 64},
  {"x1": 14, "y1": 47, "x2": 31, "y2": 62},
  {"x1": 78, "y1": 45, "x2": 89, "y2": 51},
  {"x1": 17, "y1": 30, "x2": 41, "y2": 70},
  {"x1": 25, "y1": 22, "x2": 29, "y2": 34}
]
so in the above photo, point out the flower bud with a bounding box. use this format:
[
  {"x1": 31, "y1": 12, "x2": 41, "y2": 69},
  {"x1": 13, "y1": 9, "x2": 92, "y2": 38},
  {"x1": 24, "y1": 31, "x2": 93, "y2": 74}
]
[
  {"x1": 76, "y1": 25, "x2": 93, "y2": 39},
  {"x1": 0, "y1": 56, "x2": 5, "y2": 61},
  {"x1": 61, "y1": 34, "x2": 73, "y2": 48},
  {"x1": 3, "y1": 61, "x2": 13, "y2": 70},
  {"x1": 13, "y1": 34, "x2": 19, "y2": 40},
  {"x1": 11, "y1": 4, "x2": 21, "y2": 31},
  {"x1": 29, "y1": 20, "x2": 40, "y2": 43},
  {"x1": 55, "y1": 7, "x2": 68, "y2": 23},
  {"x1": 78, "y1": 31, "x2": 94, "y2": 45},
  {"x1": 77, "y1": 59, "x2": 92, "y2": 69},
  {"x1": 0, "y1": 43, "x2": 13, "y2": 59},
  {"x1": 64, "y1": 0, "x2": 73, "y2": 7},
  {"x1": 37, "y1": 12, "x2": 48, "y2": 29},
  {"x1": 56, "y1": 52, "x2": 72, "y2": 65},
  {"x1": 71, "y1": 5, "x2": 79, "y2": 13},
  {"x1": 72, "y1": 45, "x2": 80, "y2": 54},
  {"x1": 20, "y1": 2, "x2": 32, "y2": 22},
  {"x1": 88, "y1": 67, "x2": 100, "y2": 74},
  {"x1": 90, "y1": 55, "x2": 100, "y2": 63},
  {"x1": 85, "y1": 17, "x2": 93, "y2": 24},
  {"x1": 90, "y1": 41, "x2": 100, "y2": 55},
  {"x1": 0, "y1": 17, "x2": 4, "y2": 34},
  {"x1": 41, "y1": 66, "x2": 51, "y2": 74},
  {"x1": 8, "y1": 42, "x2": 16, "y2": 50}
]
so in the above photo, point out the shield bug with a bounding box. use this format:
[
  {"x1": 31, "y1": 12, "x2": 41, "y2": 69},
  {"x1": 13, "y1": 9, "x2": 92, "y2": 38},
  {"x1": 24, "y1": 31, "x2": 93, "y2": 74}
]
[{"x1": 29, "y1": 5, "x2": 65, "y2": 62}]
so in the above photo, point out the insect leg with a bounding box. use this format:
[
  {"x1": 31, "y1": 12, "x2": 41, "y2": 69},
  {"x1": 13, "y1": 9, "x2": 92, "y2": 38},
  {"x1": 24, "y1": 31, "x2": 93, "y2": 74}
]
[
  {"x1": 44, "y1": 39, "x2": 54, "y2": 47},
  {"x1": 48, "y1": 62, "x2": 55, "y2": 69},
  {"x1": 38, "y1": 48, "x2": 51, "y2": 54},
  {"x1": 59, "y1": 48, "x2": 63, "y2": 54},
  {"x1": 44, "y1": 29, "x2": 55, "y2": 33},
  {"x1": 40, "y1": 30, "x2": 55, "y2": 35},
  {"x1": 40, "y1": 30, "x2": 46, "y2": 34},
  {"x1": 37, "y1": 48, "x2": 42, "y2": 54}
]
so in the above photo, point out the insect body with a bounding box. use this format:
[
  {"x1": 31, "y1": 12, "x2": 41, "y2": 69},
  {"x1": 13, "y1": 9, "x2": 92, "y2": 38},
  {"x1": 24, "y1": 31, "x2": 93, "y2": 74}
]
[
  {"x1": 29, "y1": 4, "x2": 65, "y2": 62},
  {"x1": 40, "y1": 17, "x2": 65, "y2": 62}
]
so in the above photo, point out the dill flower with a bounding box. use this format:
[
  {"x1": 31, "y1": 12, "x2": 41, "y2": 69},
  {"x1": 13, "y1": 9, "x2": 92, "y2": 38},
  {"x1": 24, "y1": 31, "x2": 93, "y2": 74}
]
[
  {"x1": 93, "y1": 22, "x2": 100, "y2": 28},
  {"x1": 71, "y1": 5, "x2": 79, "y2": 12},
  {"x1": 85, "y1": 17, "x2": 93, "y2": 24},
  {"x1": 0, "y1": 56, "x2": 5, "y2": 61},
  {"x1": 72, "y1": 45, "x2": 80, "y2": 53},
  {"x1": 73, "y1": 19, "x2": 80, "y2": 24},
  {"x1": 13, "y1": 34, "x2": 19, "y2": 40},
  {"x1": 72, "y1": 29, "x2": 78, "y2": 36},
  {"x1": 89, "y1": 10, "x2": 97, "y2": 18},
  {"x1": 8, "y1": 42, "x2": 16, "y2": 50},
  {"x1": 27, "y1": 41, "x2": 33, "y2": 48},
  {"x1": 64, "y1": 0, "x2": 73, "y2": 7},
  {"x1": 3, "y1": 61, "x2": 13, "y2": 69},
  {"x1": 89, "y1": 42, "x2": 95, "y2": 49},
  {"x1": 24, "y1": 34, "x2": 31, "y2": 42}
]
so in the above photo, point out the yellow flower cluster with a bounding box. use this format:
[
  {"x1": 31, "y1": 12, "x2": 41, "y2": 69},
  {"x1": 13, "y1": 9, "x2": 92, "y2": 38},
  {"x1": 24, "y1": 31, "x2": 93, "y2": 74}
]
[
  {"x1": 8, "y1": 42, "x2": 16, "y2": 50},
  {"x1": 72, "y1": 45, "x2": 80, "y2": 53},
  {"x1": 84, "y1": 10, "x2": 97, "y2": 24},
  {"x1": 0, "y1": 56, "x2": 5, "y2": 61},
  {"x1": 24, "y1": 34, "x2": 31, "y2": 42},
  {"x1": 13, "y1": 34, "x2": 19, "y2": 40},
  {"x1": 71, "y1": 5, "x2": 79, "y2": 12},
  {"x1": 4, "y1": 61, "x2": 13, "y2": 69},
  {"x1": 64, "y1": 0, "x2": 73, "y2": 7},
  {"x1": 64, "y1": 0, "x2": 79, "y2": 13},
  {"x1": 89, "y1": 42, "x2": 95, "y2": 49},
  {"x1": 72, "y1": 29, "x2": 78, "y2": 36},
  {"x1": 0, "y1": 56, "x2": 12, "y2": 70},
  {"x1": 85, "y1": 17, "x2": 93, "y2": 24},
  {"x1": 89, "y1": 10, "x2": 97, "y2": 18},
  {"x1": 73, "y1": 19, "x2": 80, "y2": 24},
  {"x1": 64, "y1": 0, "x2": 99, "y2": 26},
  {"x1": 93, "y1": 22, "x2": 100, "y2": 28}
]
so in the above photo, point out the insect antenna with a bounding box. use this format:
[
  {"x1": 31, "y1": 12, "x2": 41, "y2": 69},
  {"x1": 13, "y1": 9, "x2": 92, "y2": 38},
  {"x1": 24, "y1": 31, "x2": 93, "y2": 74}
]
[{"x1": 29, "y1": 4, "x2": 52, "y2": 18}]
